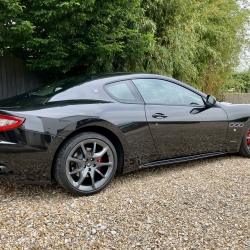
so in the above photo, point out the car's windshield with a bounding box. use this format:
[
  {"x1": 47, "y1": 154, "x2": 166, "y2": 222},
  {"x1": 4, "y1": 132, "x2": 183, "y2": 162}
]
[{"x1": 28, "y1": 75, "x2": 92, "y2": 97}]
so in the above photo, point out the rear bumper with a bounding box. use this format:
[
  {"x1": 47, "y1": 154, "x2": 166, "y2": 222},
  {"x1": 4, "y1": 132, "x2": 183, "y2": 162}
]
[{"x1": 0, "y1": 128, "x2": 64, "y2": 183}]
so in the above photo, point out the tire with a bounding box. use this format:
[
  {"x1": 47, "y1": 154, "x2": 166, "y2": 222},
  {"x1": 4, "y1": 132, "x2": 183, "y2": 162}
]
[
  {"x1": 239, "y1": 123, "x2": 250, "y2": 157},
  {"x1": 54, "y1": 132, "x2": 118, "y2": 195}
]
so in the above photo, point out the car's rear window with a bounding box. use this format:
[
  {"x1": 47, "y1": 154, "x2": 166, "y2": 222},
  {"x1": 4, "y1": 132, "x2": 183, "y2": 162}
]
[
  {"x1": 28, "y1": 75, "x2": 92, "y2": 97},
  {"x1": 105, "y1": 80, "x2": 142, "y2": 103}
]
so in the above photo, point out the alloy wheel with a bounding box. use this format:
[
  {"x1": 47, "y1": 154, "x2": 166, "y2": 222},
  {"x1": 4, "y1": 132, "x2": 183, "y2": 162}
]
[{"x1": 65, "y1": 138, "x2": 114, "y2": 192}]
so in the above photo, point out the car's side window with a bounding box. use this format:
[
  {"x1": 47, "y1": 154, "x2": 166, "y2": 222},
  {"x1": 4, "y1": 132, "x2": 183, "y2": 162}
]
[
  {"x1": 132, "y1": 79, "x2": 204, "y2": 106},
  {"x1": 105, "y1": 80, "x2": 142, "y2": 103}
]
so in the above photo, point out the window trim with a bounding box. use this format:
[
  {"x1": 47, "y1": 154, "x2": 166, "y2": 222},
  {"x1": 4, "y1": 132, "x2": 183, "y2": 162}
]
[
  {"x1": 131, "y1": 78, "x2": 206, "y2": 107},
  {"x1": 104, "y1": 80, "x2": 144, "y2": 104}
]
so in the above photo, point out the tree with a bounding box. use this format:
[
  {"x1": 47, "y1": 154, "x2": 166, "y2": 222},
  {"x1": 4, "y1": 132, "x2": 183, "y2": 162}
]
[
  {"x1": 0, "y1": 0, "x2": 249, "y2": 96},
  {"x1": 0, "y1": 0, "x2": 155, "y2": 78},
  {"x1": 225, "y1": 68, "x2": 250, "y2": 93},
  {"x1": 140, "y1": 0, "x2": 249, "y2": 96}
]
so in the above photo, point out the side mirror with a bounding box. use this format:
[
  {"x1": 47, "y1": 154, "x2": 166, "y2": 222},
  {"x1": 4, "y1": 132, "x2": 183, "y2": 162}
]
[{"x1": 206, "y1": 95, "x2": 216, "y2": 107}]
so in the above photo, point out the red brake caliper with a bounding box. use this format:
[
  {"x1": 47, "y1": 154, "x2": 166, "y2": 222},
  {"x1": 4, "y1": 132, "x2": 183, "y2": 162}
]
[
  {"x1": 247, "y1": 130, "x2": 250, "y2": 146},
  {"x1": 97, "y1": 157, "x2": 102, "y2": 171}
]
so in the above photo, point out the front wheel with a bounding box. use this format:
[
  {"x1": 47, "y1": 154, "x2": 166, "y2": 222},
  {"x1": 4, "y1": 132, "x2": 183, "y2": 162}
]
[
  {"x1": 54, "y1": 132, "x2": 118, "y2": 195},
  {"x1": 239, "y1": 124, "x2": 250, "y2": 157}
]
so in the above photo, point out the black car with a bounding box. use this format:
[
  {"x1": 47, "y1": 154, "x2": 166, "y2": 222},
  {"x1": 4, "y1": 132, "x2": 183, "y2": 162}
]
[{"x1": 0, "y1": 73, "x2": 249, "y2": 195}]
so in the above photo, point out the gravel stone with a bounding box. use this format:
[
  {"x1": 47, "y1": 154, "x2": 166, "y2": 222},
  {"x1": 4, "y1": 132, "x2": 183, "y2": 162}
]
[
  {"x1": 0, "y1": 155, "x2": 249, "y2": 249},
  {"x1": 158, "y1": 231, "x2": 165, "y2": 235},
  {"x1": 98, "y1": 225, "x2": 107, "y2": 230}
]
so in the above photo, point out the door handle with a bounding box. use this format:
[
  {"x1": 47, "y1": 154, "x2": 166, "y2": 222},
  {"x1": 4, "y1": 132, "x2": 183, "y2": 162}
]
[{"x1": 152, "y1": 113, "x2": 168, "y2": 119}]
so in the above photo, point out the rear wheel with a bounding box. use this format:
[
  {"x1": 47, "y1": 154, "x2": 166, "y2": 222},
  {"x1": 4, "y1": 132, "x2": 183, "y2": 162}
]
[
  {"x1": 54, "y1": 132, "x2": 117, "y2": 195},
  {"x1": 239, "y1": 124, "x2": 250, "y2": 157}
]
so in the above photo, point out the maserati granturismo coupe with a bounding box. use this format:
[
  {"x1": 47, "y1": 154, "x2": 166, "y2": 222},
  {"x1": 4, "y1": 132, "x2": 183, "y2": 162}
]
[{"x1": 0, "y1": 73, "x2": 249, "y2": 195}]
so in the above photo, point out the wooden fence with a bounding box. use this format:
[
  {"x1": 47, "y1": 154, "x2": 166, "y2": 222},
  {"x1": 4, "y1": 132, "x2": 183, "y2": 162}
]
[
  {"x1": 0, "y1": 52, "x2": 43, "y2": 100},
  {"x1": 223, "y1": 93, "x2": 250, "y2": 104}
]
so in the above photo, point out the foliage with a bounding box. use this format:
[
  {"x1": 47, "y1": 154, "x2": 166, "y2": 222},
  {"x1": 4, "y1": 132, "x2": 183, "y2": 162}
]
[
  {"x1": 224, "y1": 68, "x2": 250, "y2": 93},
  {"x1": 0, "y1": 0, "x2": 155, "y2": 78},
  {"x1": 0, "y1": 0, "x2": 249, "y2": 96},
  {"x1": 140, "y1": 0, "x2": 249, "y2": 96}
]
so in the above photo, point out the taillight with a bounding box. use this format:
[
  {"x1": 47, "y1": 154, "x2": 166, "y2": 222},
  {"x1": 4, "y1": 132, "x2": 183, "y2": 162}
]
[{"x1": 0, "y1": 115, "x2": 25, "y2": 132}]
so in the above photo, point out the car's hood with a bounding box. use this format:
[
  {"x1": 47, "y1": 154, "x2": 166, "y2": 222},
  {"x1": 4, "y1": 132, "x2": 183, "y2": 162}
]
[
  {"x1": 218, "y1": 101, "x2": 250, "y2": 122},
  {"x1": 218, "y1": 101, "x2": 250, "y2": 108},
  {"x1": 218, "y1": 101, "x2": 232, "y2": 105}
]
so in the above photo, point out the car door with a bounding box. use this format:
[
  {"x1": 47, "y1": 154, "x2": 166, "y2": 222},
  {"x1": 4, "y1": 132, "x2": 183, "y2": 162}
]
[
  {"x1": 132, "y1": 78, "x2": 228, "y2": 160},
  {"x1": 104, "y1": 80, "x2": 158, "y2": 168}
]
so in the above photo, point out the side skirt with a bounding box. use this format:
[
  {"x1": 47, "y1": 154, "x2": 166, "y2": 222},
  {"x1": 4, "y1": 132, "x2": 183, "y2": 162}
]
[
  {"x1": 0, "y1": 178, "x2": 52, "y2": 185},
  {"x1": 139, "y1": 151, "x2": 228, "y2": 169}
]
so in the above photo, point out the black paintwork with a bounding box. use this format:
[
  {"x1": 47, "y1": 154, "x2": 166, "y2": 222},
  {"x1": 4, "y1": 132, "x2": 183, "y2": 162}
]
[
  {"x1": 0, "y1": 73, "x2": 250, "y2": 183},
  {"x1": 140, "y1": 151, "x2": 227, "y2": 168}
]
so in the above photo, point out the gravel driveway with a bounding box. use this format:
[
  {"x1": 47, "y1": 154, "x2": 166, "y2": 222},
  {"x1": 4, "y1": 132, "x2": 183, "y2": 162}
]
[{"x1": 0, "y1": 155, "x2": 249, "y2": 249}]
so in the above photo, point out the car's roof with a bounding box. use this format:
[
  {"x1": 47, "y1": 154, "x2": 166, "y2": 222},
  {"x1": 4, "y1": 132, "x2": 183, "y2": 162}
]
[
  {"x1": 91, "y1": 71, "x2": 170, "y2": 77},
  {"x1": 89, "y1": 72, "x2": 162, "y2": 81},
  {"x1": 91, "y1": 72, "x2": 136, "y2": 78},
  {"x1": 87, "y1": 72, "x2": 206, "y2": 97}
]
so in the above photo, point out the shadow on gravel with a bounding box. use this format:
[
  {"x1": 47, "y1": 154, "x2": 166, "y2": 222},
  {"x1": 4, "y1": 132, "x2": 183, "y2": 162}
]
[{"x1": 0, "y1": 154, "x2": 241, "y2": 199}]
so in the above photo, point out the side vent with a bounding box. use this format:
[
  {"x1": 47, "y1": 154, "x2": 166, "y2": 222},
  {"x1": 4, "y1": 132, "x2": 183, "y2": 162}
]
[
  {"x1": 0, "y1": 165, "x2": 14, "y2": 174},
  {"x1": 0, "y1": 162, "x2": 21, "y2": 176}
]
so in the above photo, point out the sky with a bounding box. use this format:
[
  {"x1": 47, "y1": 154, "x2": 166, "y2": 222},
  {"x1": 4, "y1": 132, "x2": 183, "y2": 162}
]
[{"x1": 236, "y1": 0, "x2": 250, "y2": 71}]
